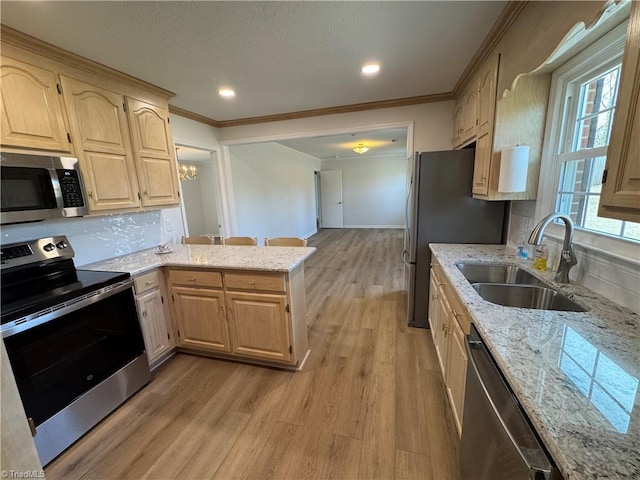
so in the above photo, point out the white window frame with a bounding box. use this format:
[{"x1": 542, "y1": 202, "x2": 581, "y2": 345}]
[{"x1": 537, "y1": 21, "x2": 639, "y2": 262}]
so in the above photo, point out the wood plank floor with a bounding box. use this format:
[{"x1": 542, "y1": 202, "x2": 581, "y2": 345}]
[{"x1": 45, "y1": 228, "x2": 460, "y2": 480}]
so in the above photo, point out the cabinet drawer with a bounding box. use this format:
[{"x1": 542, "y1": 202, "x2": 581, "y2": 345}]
[
  {"x1": 134, "y1": 270, "x2": 160, "y2": 295},
  {"x1": 169, "y1": 269, "x2": 222, "y2": 288},
  {"x1": 224, "y1": 272, "x2": 286, "y2": 292}
]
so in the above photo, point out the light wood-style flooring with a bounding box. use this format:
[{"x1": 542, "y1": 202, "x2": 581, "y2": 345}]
[{"x1": 45, "y1": 228, "x2": 460, "y2": 480}]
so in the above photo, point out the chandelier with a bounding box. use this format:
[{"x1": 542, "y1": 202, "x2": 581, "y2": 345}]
[
  {"x1": 179, "y1": 163, "x2": 197, "y2": 181},
  {"x1": 353, "y1": 143, "x2": 370, "y2": 154}
]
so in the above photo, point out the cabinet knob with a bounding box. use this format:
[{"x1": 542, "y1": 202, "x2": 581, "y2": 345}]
[{"x1": 142, "y1": 310, "x2": 147, "y2": 317}]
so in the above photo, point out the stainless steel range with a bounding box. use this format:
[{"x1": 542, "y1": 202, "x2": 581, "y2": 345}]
[{"x1": 1, "y1": 236, "x2": 150, "y2": 466}]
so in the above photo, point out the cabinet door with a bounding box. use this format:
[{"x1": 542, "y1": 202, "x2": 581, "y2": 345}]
[
  {"x1": 136, "y1": 289, "x2": 171, "y2": 364},
  {"x1": 598, "y1": 2, "x2": 640, "y2": 222},
  {"x1": 428, "y1": 269, "x2": 439, "y2": 330},
  {"x1": 452, "y1": 101, "x2": 464, "y2": 148},
  {"x1": 0, "y1": 55, "x2": 70, "y2": 152},
  {"x1": 472, "y1": 133, "x2": 492, "y2": 196},
  {"x1": 226, "y1": 291, "x2": 292, "y2": 363},
  {"x1": 173, "y1": 287, "x2": 230, "y2": 353},
  {"x1": 477, "y1": 55, "x2": 498, "y2": 138},
  {"x1": 433, "y1": 285, "x2": 451, "y2": 376},
  {"x1": 461, "y1": 87, "x2": 478, "y2": 143},
  {"x1": 446, "y1": 316, "x2": 467, "y2": 437},
  {"x1": 126, "y1": 98, "x2": 180, "y2": 207},
  {"x1": 60, "y1": 75, "x2": 141, "y2": 211}
]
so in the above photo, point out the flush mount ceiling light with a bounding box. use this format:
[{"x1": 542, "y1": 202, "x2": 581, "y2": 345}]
[
  {"x1": 353, "y1": 143, "x2": 370, "y2": 154},
  {"x1": 361, "y1": 64, "x2": 380, "y2": 75},
  {"x1": 218, "y1": 88, "x2": 236, "y2": 98}
]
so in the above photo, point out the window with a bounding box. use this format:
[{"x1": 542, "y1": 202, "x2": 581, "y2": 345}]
[{"x1": 546, "y1": 22, "x2": 639, "y2": 243}]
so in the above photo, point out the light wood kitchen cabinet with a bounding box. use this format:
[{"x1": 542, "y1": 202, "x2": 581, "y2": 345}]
[
  {"x1": 0, "y1": 29, "x2": 180, "y2": 215},
  {"x1": 428, "y1": 264, "x2": 469, "y2": 437},
  {"x1": 472, "y1": 133, "x2": 492, "y2": 196},
  {"x1": 169, "y1": 268, "x2": 230, "y2": 353},
  {"x1": 452, "y1": 100, "x2": 464, "y2": 147},
  {"x1": 460, "y1": 87, "x2": 478, "y2": 145},
  {"x1": 226, "y1": 291, "x2": 292, "y2": 363},
  {"x1": 167, "y1": 267, "x2": 309, "y2": 370},
  {"x1": 60, "y1": 75, "x2": 141, "y2": 212},
  {"x1": 476, "y1": 54, "x2": 498, "y2": 138},
  {"x1": 172, "y1": 286, "x2": 230, "y2": 353},
  {"x1": 126, "y1": 98, "x2": 180, "y2": 207},
  {"x1": 599, "y1": 1, "x2": 640, "y2": 223},
  {"x1": 133, "y1": 270, "x2": 174, "y2": 367},
  {"x1": 0, "y1": 55, "x2": 71, "y2": 153}
]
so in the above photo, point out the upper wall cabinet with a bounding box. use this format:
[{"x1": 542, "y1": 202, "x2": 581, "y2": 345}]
[
  {"x1": 60, "y1": 75, "x2": 141, "y2": 212},
  {"x1": 598, "y1": 1, "x2": 640, "y2": 223},
  {"x1": 126, "y1": 98, "x2": 180, "y2": 207},
  {"x1": 0, "y1": 28, "x2": 180, "y2": 214},
  {"x1": 0, "y1": 55, "x2": 71, "y2": 153}
]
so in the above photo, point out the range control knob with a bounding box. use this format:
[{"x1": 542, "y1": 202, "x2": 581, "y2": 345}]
[
  {"x1": 43, "y1": 243, "x2": 56, "y2": 252},
  {"x1": 56, "y1": 241, "x2": 68, "y2": 249}
]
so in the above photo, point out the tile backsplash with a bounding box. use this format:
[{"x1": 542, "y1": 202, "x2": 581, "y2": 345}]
[
  {"x1": 1, "y1": 207, "x2": 185, "y2": 267},
  {"x1": 507, "y1": 200, "x2": 640, "y2": 314}
]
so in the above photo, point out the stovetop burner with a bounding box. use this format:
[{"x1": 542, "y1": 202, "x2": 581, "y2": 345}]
[{"x1": 1, "y1": 236, "x2": 130, "y2": 325}]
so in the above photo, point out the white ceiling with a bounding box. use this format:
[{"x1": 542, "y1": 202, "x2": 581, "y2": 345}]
[{"x1": 0, "y1": 1, "x2": 507, "y2": 123}]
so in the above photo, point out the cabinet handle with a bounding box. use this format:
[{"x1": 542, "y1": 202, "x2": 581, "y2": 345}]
[
  {"x1": 145, "y1": 280, "x2": 155, "y2": 286},
  {"x1": 248, "y1": 280, "x2": 256, "y2": 286},
  {"x1": 142, "y1": 310, "x2": 147, "y2": 317},
  {"x1": 87, "y1": 191, "x2": 93, "y2": 198},
  {"x1": 143, "y1": 190, "x2": 148, "y2": 196},
  {"x1": 188, "y1": 277, "x2": 196, "y2": 282}
]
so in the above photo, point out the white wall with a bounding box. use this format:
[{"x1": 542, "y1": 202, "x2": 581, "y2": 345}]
[
  {"x1": 229, "y1": 142, "x2": 321, "y2": 243},
  {"x1": 219, "y1": 101, "x2": 455, "y2": 153},
  {"x1": 321, "y1": 154, "x2": 406, "y2": 227}
]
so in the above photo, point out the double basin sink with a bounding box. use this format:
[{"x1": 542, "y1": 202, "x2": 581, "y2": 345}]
[{"x1": 455, "y1": 262, "x2": 587, "y2": 312}]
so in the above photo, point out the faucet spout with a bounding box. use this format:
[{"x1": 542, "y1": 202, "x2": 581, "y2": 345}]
[{"x1": 528, "y1": 212, "x2": 577, "y2": 283}]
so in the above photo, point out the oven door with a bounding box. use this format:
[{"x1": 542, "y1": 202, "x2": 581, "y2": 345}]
[{"x1": 3, "y1": 283, "x2": 147, "y2": 429}]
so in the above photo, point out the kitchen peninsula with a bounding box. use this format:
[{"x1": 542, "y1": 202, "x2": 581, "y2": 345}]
[{"x1": 87, "y1": 244, "x2": 316, "y2": 370}]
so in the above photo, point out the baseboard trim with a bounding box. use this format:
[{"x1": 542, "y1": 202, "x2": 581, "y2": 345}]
[{"x1": 341, "y1": 225, "x2": 404, "y2": 229}]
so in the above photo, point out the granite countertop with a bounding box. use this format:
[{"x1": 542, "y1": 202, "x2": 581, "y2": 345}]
[
  {"x1": 430, "y1": 244, "x2": 639, "y2": 480},
  {"x1": 83, "y1": 244, "x2": 316, "y2": 275}
]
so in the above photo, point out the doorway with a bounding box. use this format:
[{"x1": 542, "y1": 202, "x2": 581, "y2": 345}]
[{"x1": 176, "y1": 145, "x2": 222, "y2": 238}]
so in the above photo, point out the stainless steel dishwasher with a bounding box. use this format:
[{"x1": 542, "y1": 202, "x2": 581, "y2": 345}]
[{"x1": 460, "y1": 324, "x2": 564, "y2": 480}]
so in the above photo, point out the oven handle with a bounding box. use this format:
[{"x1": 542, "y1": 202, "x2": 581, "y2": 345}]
[
  {"x1": 465, "y1": 336, "x2": 553, "y2": 480},
  {"x1": 1, "y1": 279, "x2": 134, "y2": 338}
]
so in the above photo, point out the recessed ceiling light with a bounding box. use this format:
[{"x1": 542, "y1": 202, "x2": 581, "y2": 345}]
[
  {"x1": 219, "y1": 88, "x2": 236, "y2": 98},
  {"x1": 361, "y1": 64, "x2": 380, "y2": 75}
]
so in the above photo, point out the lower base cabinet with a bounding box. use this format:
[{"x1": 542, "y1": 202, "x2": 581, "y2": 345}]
[
  {"x1": 167, "y1": 267, "x2": 308, "y2": 369},
  {"x1": 172, "y1": 286, "x2": 230, "y2": 353},
  {"x1": 428, "y1": 264, "x2": 469, "y2": 437},
  {"x1": 133, "y1": 270, "x2": 174, "y2": 367}
]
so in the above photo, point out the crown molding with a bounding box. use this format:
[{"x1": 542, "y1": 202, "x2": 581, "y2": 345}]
[
  {"x1": 169, "y1": 105, "x2": 222, "y2": 128},
  {"x1": 213, "y1": 92, "x2": 454, "y2": 128},
  {"x1": 0, "y1": 24, "x2": 175, "y2": 100},
  {"x1": 453, "y1": 1, "x2": 529, "y2": 97}
]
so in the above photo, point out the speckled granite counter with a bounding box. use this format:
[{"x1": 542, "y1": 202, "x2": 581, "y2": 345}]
[
  {"x1": 83, "y1": 244, "x2": 316, "y2": 275},
  {"x1": 430, "y1": 244, "x2": 639, "y2": 480}
]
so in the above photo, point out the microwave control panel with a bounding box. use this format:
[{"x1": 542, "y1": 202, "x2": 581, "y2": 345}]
[{"x1": 57, "y1": 170, "x2": 85, "y2": 208}]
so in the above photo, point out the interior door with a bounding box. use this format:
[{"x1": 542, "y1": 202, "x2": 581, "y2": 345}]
[{"x1": 320, "y1": 170, "x2": 343, "y2": 228}]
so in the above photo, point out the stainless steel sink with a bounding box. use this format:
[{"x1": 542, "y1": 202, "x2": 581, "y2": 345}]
[
  {"x1": 472, "y1": 283, "x2": 587, "y2": 312},
  {"x1": 455, "y1": 262, "x2": 546, "y2": 287}
]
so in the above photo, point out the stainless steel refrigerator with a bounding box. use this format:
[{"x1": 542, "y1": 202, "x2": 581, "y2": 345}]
[{"x1": 403, "y1": 149, "x2": 507, "y2": 328}]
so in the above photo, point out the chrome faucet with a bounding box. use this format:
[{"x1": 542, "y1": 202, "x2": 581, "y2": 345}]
[{"x1": 528, "y1": 212, "x2": 577, "y2": 283}]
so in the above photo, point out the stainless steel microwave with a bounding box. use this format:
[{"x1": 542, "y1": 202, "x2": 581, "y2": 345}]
[{"x1": 1, "y1": 153, "x2": 89, "y2": 225}]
